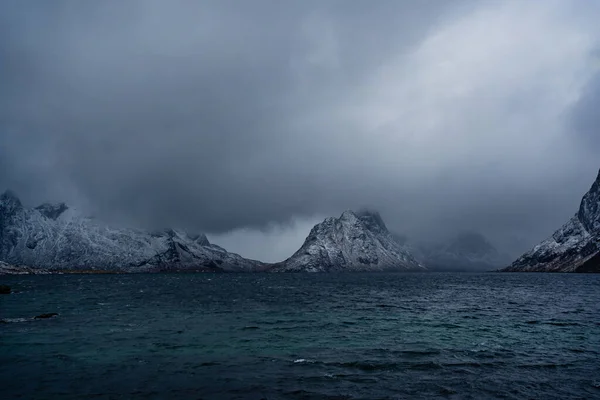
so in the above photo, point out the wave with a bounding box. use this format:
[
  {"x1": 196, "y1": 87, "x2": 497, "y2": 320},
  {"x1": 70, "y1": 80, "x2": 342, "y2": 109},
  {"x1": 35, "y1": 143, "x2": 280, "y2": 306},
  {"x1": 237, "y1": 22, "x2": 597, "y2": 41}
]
[
  {"x1": 331, "y1": 360, "x2": 444, "y2": 372},
  {"x1": 1, "y1": 317, "x2": 31, "y2": 323},
  {"x1": 544, "y1": 321, "x2": 580, "y2": 327}
]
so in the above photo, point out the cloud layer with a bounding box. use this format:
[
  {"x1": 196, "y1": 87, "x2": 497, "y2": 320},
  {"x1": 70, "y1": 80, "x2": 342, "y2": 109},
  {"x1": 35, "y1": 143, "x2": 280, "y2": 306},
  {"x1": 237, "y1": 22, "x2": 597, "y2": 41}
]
[{"x1": 1, "y1": 0, "x2": 599, "y2": 261}]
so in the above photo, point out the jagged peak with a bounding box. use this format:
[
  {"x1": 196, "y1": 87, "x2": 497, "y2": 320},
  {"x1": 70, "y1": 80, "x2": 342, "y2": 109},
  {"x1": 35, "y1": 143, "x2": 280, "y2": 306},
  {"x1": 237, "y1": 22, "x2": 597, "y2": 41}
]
[
  {"x1": 354, "y1": 208, "x2": 381, "y2": 218},
  {"x1": 149, "y1": 228, "x2": 211, "y2": 247},
  {"x1": 189, "y1": 233, "x2": 210, "y2": 246},
  {"x1": 275, "y1": 208, "x2": 423, "y2": 272},
  {"x1": 1, "y1": 189, "x2": 21, "y2": 203},
  {"x1": 339, "y1": 210, "x2": 359, "y2": 220},
  {"x1": 0, "y1": 190, "x2": 22, "y2": 211},
  {"x1": 355, "y1": 208, "x2": 388, "y2": 233},
  {"x1": 335, "y1": 209, "x2": 389, "y2": 233},
  {"x1": 35, "y1": 202, "x2": 69, "y2": 220}
]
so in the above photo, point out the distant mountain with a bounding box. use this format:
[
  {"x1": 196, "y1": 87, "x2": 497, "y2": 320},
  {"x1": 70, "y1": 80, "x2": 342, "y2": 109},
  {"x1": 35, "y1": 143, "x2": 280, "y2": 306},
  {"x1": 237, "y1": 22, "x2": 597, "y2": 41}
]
[
  {"x1": 0, "y1": 191, "x2": 264, "y2": 272},
  {"x1": 269, "y1": 210, "x2": 425, "y2": 272},
  {"x1": 501, "y1": 169, "x2": 600, "y2": 272},
  {"x1": 410, "y1": 232, "x2": 510, "y2": 272}
]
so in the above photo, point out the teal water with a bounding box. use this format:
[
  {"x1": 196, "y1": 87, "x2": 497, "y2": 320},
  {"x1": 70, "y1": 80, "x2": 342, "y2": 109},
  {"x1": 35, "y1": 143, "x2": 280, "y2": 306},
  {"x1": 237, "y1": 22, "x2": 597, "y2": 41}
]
[{"x1": 1, "y1": 273, "x2": 599, "y2": 399}]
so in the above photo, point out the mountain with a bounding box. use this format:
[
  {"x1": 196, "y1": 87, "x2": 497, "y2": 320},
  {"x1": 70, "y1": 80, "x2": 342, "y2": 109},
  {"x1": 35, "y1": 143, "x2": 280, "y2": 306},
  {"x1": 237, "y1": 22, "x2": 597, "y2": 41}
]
[
  {"x1": 502, "y1": 169, "x2": 600, "y2": 272},
  {"x1": 0, "y1": 261, "x2": 51, "y2": 275},
  {"x1": 269, "y1": 210, "x2": 425, "y2": 272},
  {"x1": 0, "y1": 191, "x2": 264, "y2": 272},
  {"x1": 411, "y1": 232, "x2": 510, "y2": 271}
]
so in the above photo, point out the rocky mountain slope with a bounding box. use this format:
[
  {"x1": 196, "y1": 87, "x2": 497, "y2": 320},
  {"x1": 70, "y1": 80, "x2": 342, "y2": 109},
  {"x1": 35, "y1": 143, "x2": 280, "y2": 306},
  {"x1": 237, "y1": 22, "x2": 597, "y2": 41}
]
[
  {"x1": 0, "y1": 191, "x2": 264, "y2": 272},
  {"x1": 411, "y1": 232, "x2": 510, "y2": 271},
  {"x1": 0, "y1": 261, "x2": 52, "y2": 275},
  {"x1": 502, "y1": 169, "x2": 600, "y2": 272},
  {"x1": 269, "y1": 210, "x2": 425, "y2": 272}
]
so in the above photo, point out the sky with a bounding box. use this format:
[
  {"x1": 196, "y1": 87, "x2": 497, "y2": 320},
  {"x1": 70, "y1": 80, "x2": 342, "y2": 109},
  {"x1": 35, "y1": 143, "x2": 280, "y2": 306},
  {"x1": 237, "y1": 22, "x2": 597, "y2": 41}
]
[{"x1": 1, "y1": 0, "x2": 599, "y2": 262}]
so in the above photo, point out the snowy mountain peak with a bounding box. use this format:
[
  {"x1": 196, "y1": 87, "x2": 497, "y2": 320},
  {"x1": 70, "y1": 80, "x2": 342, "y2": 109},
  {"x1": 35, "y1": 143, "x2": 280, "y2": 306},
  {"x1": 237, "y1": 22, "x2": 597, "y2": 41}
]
[
  {"x1": 189, "y1": 233, "x2": 211, "y2": 246},
  {"x1": 0, "y1": 190, "x2": 23, "y2": 214},
  {"x1": 355, "y1": 209, "x2": 388, "y2": 233},
  {"x1": 270, "y1": 209, "x2": 424, "y2": 272},
  {"x1": 340, "y1": 209, "x2": 359, "y2": 221},
  {"x1": 503, "y1": 168, "x2": 600, "y2": 272},
  {"x1": 160, "y1": 229, "x2": 211, "y2": 247},
  {"x1": 0, "y1": 191, "x2": 263, "y2": 272}
]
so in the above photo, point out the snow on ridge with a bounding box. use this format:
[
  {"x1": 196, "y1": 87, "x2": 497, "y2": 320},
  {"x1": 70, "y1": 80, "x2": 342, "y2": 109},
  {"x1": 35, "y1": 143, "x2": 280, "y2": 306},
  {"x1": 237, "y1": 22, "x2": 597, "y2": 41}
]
[{"x1": 0, "y1": 190, "x2": 262, "y2": 272}]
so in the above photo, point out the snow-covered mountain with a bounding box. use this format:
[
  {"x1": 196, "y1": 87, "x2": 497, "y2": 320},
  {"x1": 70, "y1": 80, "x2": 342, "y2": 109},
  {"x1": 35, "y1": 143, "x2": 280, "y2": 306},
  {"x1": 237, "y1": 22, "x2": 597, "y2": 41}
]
[
  {"x1": 269, "y1": 210, "x2": 425, "y2": 272},
  {"x1": 411, "y1": 232, "x2": 510, "y2": 271},
  {"x1": 0, "y1": 191, "x2": 264, "y2": 272},
  {"x1": 502, "y1": 169, "x2": 600, "y2": 272}
]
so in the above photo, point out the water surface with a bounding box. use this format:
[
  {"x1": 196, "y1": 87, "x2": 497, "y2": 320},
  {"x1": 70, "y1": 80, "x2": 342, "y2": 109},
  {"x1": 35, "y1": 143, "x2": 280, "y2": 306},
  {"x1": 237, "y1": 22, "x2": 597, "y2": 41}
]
[{"x1": 1, "y1": 273, "x2": 599, "y2": 399}]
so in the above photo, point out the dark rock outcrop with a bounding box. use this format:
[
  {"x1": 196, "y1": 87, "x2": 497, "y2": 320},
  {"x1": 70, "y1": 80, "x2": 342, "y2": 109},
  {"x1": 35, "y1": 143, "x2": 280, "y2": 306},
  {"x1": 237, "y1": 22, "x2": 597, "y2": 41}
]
[{"x1": 0, "y1": 284, "x2": 10, "y2": 294}]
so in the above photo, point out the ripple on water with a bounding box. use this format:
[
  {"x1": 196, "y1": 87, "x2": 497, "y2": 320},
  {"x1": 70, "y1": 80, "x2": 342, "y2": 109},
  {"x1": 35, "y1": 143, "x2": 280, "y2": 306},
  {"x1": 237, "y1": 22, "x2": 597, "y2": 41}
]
[{"x1": 0, "y1": 272, "x2": 599, "y2": 400}]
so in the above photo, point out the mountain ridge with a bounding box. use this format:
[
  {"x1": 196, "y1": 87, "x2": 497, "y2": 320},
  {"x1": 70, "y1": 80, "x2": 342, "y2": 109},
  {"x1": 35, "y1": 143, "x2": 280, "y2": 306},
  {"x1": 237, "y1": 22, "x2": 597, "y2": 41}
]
[
  {"x1": 7, "y1": 167, "x2": 599, "y2": 275},
  {"x1": 501, "y1": 169, "x2": 600, "y2": 272},
  {"x1": 0, "y1": 191, "x2": 264, "y2": 272},
  {"x1": 1, "y1": 191, "x2": 425, "y2": 273}
]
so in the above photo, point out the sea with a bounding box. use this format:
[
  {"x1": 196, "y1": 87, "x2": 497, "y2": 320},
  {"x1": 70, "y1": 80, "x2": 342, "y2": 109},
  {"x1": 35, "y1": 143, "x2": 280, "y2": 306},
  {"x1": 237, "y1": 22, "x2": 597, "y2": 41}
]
[{"x1": 1, "y1": 272, "x2": 599, "y2": 400}]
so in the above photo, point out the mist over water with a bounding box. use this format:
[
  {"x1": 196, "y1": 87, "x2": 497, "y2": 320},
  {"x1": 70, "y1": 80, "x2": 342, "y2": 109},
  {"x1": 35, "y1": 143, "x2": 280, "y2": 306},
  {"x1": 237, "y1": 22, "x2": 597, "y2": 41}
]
[{"x1": 2, "y1": 273, "x2": 599, "y2": 399}]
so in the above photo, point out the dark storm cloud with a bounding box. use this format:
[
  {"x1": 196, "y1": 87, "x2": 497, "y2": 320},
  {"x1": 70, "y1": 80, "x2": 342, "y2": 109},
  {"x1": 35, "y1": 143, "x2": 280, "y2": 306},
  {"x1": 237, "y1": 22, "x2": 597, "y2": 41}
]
[
  {"x1": 571, "y1": 69, "x2": 600, "y2": 152},
  {"x1": 1, "y1": 0, "x2": 599, "y2": 260}
]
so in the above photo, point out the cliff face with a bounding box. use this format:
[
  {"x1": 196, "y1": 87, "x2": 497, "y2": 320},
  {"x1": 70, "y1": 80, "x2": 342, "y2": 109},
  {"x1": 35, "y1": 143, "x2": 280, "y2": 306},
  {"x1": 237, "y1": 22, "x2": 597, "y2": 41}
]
[
  {"x1": 0, "y1": 191, "x2": 264, "y2": 272},
  {"x1": 270, "y1": 210, "x2": 424, "y2": 272},
  {"x1": 502, "y1": 169, "x2": 600, "y2": 272}
]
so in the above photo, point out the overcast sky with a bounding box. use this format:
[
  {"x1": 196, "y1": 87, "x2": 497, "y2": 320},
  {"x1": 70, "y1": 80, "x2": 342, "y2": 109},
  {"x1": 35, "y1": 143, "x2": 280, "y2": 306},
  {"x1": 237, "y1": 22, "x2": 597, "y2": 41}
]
[{"x1": 1, "y1": 0, "x2": 599, "y2": 262}]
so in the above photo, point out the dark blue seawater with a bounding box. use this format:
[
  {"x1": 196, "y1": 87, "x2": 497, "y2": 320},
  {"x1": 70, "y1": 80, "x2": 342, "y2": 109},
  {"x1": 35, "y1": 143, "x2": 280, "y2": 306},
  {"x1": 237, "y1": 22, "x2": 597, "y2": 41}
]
[{"x1": 1, "y1": 273, "x2": 600, "y2": 400}]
